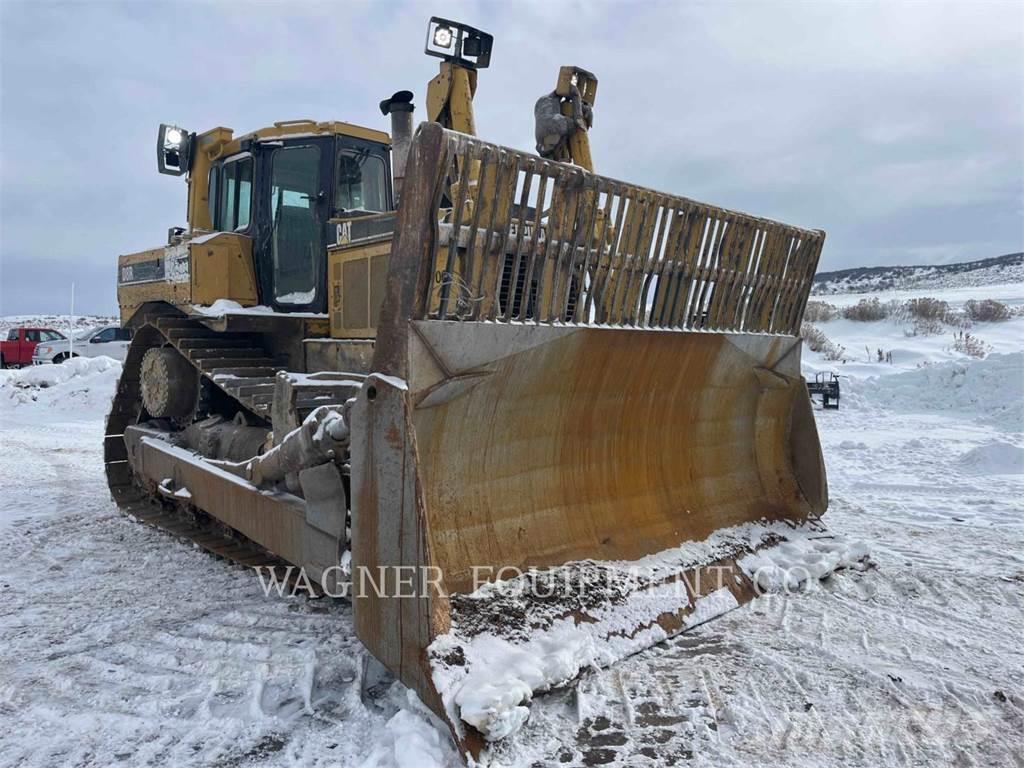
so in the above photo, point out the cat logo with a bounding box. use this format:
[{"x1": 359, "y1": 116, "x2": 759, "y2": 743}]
[{"x1": 336, "y1": 221, "x2": 352, "y2": 245}]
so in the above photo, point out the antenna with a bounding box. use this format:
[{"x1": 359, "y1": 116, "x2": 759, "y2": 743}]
[{"x1": 69, "y1": 283, "x2": 75, "y2": 360}]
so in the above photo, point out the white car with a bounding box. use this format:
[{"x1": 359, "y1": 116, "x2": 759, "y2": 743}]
[{"x1": 33, "y1": 325, "x2": 133, "y2": 364}]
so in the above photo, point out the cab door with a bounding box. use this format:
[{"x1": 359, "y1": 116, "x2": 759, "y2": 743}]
[
  {"x1": 261, "y1": 142, "x2": 330, "y2": 313},
  {"x1": 21, "y1": 329, "x2": 40, "y2": 364}
]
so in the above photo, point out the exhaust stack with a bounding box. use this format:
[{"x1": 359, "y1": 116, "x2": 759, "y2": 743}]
[{"x1": 380, "y1": 91, "x2": 415, "y2": 202}]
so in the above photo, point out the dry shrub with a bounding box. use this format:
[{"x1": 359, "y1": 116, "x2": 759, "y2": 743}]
[
  {"x1": 906, "y1": 297, "x2": 950, "y2": 321},
  {"x1": 908, "y1": 317, "x2": 945, "y2": 336},
  {"x1": 803, "y1": 300, "x2": 839, "y2": 323},
  {"x1": 842, "y1": 297, "x2": 889, "y2": 322},
  {"x1": 964, "y1": 299, "x2": 1012, "y2": 322},
  {"x1": 801, "y1": 322, "x2": 846, "y2": 361},
  {"x1": 952, "y1": 331, "x2": 990, "y2": 359}
]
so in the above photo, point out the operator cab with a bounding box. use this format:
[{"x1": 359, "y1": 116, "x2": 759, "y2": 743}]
[{"x1": 160, "y1": 121, "x2": 393, "y2": 315}]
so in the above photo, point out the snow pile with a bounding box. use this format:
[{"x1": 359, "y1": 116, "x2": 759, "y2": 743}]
[
  {"x1": 738, "y1": 535, "x2": 871, "y2": 592},
  {"x1": 192, "y1": 299, "x2": 325, "y2": 318},
  {"x1": 192, "y1": 299, "x2": 275, "y2": 316},
  {"x1": 357, "y1": 709, "x2": 448, "y2": 768},
  {"x1": 956, "y1": 442, "x2": 1024, "y2": 475},
  {"x1": 849, "y1": 352, "x2": 1023, "y2": 426},
  {"x1": 435, "y1": 587, "x2": 738, "y2": 742},
  {"x1": 0, "y1": 356, "x2": 121, "y2": 414},
  {"x1": 429, "y1": 522, "x2": 870, "y2": 744}
]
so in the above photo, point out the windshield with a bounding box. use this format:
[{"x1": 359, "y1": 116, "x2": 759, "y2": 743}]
[{"x1": 334, "y1": 150, "x2": 387, "y2": 213}]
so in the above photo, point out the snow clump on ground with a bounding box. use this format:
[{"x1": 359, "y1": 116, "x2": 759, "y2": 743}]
[{"x1": 0, "y1": 356, "x2": 121, "y2": 414}]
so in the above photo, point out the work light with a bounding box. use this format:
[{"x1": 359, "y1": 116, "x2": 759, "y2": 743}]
[
  {"x1": 432, "y1": 25, "x2": 453, "y2": 49},
  {"x1": 424, "y1": 17, "x2": 492, "y2": 69},
  {"x1": 157, "y1": 123, "x2": 193, "y2": 176}
]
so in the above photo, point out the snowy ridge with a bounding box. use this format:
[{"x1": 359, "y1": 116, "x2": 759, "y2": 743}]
[
  {"x1": 812, "y1": 252, "x2": 1023, "y2": 295},
  {"x1": 0, "y1": 313, "x2": 117, "y2": 338}
]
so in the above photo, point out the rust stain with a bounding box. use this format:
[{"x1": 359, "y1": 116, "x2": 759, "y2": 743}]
[{"x1": 385, "y1": 423, "x2": 402, "y2": 450}]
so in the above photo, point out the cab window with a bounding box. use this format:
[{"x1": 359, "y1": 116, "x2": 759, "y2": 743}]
[
  {"x1": 25, "y1": 330, "x2": 40, "y2": 342},
  {"x1": 270, "y1": 145, "x2": 321, "y2": 305},
  {"x1": 41, "y1": 330, "x2": 63, "y2": 341},
  {"x1": 6, "y1": 330, "x2": 17, "y2": 341},
  {"x1": 217, "y1": 157, "x2": 254, "y2": 231},
  {"x1": 93, "y1": 328, "x2": 117, "y2": 343},
  {"x1": 334, "y1": 150, "x2": 387, "y2": 213}
]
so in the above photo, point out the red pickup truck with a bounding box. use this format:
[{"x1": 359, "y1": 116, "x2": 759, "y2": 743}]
[{"x1": 1, "y1": 327, "x2": 66, "y2": 368}]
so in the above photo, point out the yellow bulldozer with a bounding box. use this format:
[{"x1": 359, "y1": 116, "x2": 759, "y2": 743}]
[{"x1": 105, "y1": 17, "x2": 827, "y2": 760}]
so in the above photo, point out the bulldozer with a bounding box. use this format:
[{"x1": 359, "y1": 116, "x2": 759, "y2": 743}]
[{"x1": 105, "y1": 16, "x2": 828, "y2": 761}]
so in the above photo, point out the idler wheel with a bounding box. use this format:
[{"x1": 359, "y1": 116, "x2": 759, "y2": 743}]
[{"x1": 140, "y1": 347, "x2": 197, "y2": 419}]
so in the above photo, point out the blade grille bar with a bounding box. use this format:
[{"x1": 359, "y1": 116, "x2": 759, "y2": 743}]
[{"x1": 416, "y1": 128, "x2": 824, "y2": 335}]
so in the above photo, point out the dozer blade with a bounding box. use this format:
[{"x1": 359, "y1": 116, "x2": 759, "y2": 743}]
[{"x1": 350, "y1": 124, "x2": 828, "y2": 757}]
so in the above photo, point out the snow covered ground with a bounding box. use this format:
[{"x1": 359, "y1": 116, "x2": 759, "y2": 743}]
[
  {"x1": 0, "y1": 283, "x2": 1022, "y2": 766},
  {"x1": 802, "y1": 281, "x2": 1024, "y2": 380}
]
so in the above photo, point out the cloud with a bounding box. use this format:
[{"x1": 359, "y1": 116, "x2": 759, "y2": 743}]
[{"x1": 1, "y1": 0, "x2": 1021, "y2": 313}]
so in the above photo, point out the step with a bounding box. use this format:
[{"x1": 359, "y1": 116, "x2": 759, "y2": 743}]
[
  {"x1": 188, "y1": 347, "x2": 265, "y2": 361},
  {"x1": 175, "y1": 337, "x2": 259, "y2": 350},
  {"x1": 206, "y1": 366, "x2": 280, "y2": 379},
  {"x1": 162, "y1": 327, "x2": 220, "y2": 341},
  {"x1": 227, "y1": 382, "x2": 278, "y2": 398},
  {"x1": 217, "y1": 375, "x2": 278, "y2": 389},
  {"x1": 197, "y1": 357, "x2": 278, "y2": 371}
]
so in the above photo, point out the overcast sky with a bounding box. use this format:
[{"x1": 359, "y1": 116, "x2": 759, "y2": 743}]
[{"x1": 1, "y1": 0, "x2": 1021, "y2": 315}]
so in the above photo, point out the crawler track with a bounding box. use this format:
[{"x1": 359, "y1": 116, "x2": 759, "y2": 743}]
[{"x1": 103, "y1": 309, "x2": 288, "y2": 567}]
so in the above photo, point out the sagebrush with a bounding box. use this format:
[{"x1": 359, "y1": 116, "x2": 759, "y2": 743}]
[
  {"x1": 906, "y1": 297, "x2": 951, "y2": 321},
  {"x1": 964, "y1": 299, "x2": 1012, "y2": 322},
  {"x1": 803, "y1": 301, "x2": 839, "y2": 323},
  {"x1": 951, "y1": 331, "x2": 990, "y2": 359},
  {"x1": 801, "y1": 322, "x2": 846, "y2": 361},
  {"x1": 842, "y1": 298, "x2": 889, "y2": 322}
]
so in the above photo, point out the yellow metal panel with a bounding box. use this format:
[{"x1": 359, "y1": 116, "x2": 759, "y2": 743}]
[
  {"x1": 328, "y1": 240, "x2": 392, "y2": 338},
  {"x1": 187, "y1": 127, "x2": 233, "y2": 231},
  {"x1": 425, "y1": 66, "x2": 453, "y2": 124},
  {"x1": 117, "y1": 246, "x2": 192, "y2": 325},
  {"x1": 190, "y1": 233, "x2": 258, "y2": 306}
]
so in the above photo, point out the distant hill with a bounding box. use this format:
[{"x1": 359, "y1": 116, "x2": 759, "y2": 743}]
[{"x1": 813, "y1": 252, "x2": 1023, "y2": 295}]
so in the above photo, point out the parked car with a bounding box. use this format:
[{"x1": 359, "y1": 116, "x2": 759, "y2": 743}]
[
  {"x1": 32, "y1": 325, "x2": 134, "y2": 364},
  {"x1": 1, "y1": 327, "x2": 66, "y2": 368}
]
